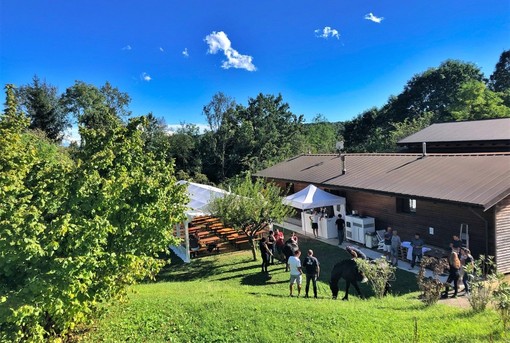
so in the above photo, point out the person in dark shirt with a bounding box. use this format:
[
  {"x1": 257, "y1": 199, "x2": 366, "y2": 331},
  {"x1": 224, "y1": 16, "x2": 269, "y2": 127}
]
[
  {"x1": 383, "y1": 227, "x2": 392, "y2": 261},
  {"x1": 449, "y1": 235, "x2": 462, "y2": 253},
  {"x1": 259, "y1": 237, "x2": 272, "y2": 274},
  {"x1": 335, "y1": 214, "x2": 345, "y2": 246},
  {"x1": 303, "y1": 250, "x2": 320, "y2": 298},
  {"x1": 409, "y1": 233, "x2": 425, "y2": 269}
]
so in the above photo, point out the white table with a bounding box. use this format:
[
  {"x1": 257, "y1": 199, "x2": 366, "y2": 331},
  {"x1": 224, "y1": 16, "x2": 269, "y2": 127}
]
[{"x1": 402, "y1": 241, "x2": 431, "y2": 261}]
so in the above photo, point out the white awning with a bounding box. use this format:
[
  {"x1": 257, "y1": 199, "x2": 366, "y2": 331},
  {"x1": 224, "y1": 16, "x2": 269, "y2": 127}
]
[{"x1": 283, "y1": 184, "x2": 345, "y2": 210}]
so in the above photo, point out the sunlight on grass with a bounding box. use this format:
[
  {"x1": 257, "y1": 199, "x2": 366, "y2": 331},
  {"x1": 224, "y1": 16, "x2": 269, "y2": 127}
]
[{"x1": 80, "y1": 237, "x2": 505, "y2": 342}]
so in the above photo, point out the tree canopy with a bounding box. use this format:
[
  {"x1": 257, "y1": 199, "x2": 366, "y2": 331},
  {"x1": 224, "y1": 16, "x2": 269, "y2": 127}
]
[{"x1": 209, "y1": 174, "x2": 293, "y2": 260}]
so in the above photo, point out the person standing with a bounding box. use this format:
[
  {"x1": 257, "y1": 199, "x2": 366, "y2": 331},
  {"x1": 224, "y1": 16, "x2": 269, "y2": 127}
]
[
  {"x1": 259, "y1": 237, "x2": 272, "y2": 274},
  {"x1": 288, "y1": 249, "x2": 302, "y2": 297},
  {"x1": 275, "y1": 228, "x2": 285, "y2": 263},
  {"x1": 383, "y1": 227, "x2": 392, "y2": 261},
  {"x1": 460, "y1": 248, "x2": 474, "y2": 295},
  {"x1": 449, "y1": 235, "x2": 462, "y2": 253},
  {"x1": 311, "y1": 210, "x2": 319, "y2": 238},
  {"x1": 442, "y1": 248, "x2": 461, "y2": 298},
  {"x1": 390, "y1": 229, "x2": 402, "y2": 267},
  {"x1": 409, "y1": 233, "x2": 424, "y2": 269},
  {"x1": 303, "y1": 250, "x2": 320, "y2": 298},
  {"x1": 267, "y1": 231, "x2": 276, "y2": 265},
  {"x1": 335, "y1": 214, "x2": 345, "y2": 246}
]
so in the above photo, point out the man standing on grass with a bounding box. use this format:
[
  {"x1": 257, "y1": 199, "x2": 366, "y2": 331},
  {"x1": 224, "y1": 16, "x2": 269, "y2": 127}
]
[
  {"x1": 288, "y1": 249, "x2": 302, "y2": 297},
  {"x1": 303, "y1": 250, "x2": 320, "y2": 298},
  {"x1": 335, "y1": 214, "x2": 345, "y2": 246}
]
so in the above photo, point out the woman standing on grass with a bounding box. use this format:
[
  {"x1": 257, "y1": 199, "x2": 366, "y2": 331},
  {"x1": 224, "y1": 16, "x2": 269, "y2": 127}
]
[{"x1": 442, "y1": 248, "x2": 461, "y2": 298}]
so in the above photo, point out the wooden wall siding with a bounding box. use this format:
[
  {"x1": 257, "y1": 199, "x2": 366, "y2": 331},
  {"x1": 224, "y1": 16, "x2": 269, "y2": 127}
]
[
  {"x1": 269, "y1": 178, "x2": 496, "y2": 260},
  {"x1": 495, "y1": 195, "x2": 510, "y2": 273},
  {"x1": 342, "y1": 190, "x2": 494, "y2": 258}
]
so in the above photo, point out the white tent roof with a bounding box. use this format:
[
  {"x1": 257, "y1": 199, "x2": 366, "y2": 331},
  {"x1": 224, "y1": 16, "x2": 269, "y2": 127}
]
[
  {"x1": 177, "y1": 180, "x2": 228, "y2": 215},
  {"x1": 283, "y1": 184, "x2": 345, "y2": 210}
]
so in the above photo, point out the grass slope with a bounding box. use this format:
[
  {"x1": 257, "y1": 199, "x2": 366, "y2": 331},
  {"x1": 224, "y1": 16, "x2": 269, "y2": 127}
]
[{"x1": 80, "y1": 233, "x2": 504, "y2": 342}]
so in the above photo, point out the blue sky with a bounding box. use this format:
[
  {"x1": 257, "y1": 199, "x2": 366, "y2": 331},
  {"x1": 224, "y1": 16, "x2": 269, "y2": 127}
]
[{"x1": 1, "y1": 0, "x2": 509, "y2": 128}]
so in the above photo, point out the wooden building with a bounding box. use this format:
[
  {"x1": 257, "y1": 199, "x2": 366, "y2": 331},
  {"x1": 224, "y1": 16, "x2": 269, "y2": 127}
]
[{"x1": 255, "y1": 119, "x2": 510, "y2": 272}]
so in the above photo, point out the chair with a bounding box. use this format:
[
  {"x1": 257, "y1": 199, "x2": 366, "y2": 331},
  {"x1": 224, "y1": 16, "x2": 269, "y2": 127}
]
[{"x1": 375, "y1": 229, "x2": 386, "y2": 250}]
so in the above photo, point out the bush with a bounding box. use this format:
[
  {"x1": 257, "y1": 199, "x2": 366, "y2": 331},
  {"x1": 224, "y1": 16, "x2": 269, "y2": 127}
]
[
  {"x1": 356, "y1": 258, "x2": 396, "y2": 298},
  {"x1": 467, "y1": 255, "x2": 500, "y2": 312},
  {"x1": 417, "y1": 256, "x2": 448, "y2": 305},
  {"x1": 493, "y1": 281, "x2": 510, "y2": 332},
  {"x1": 0, "y1": 107, "x2": 188, "y2": 342}
]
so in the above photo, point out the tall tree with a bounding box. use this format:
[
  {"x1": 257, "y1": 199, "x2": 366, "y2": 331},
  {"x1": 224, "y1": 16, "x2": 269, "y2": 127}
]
[
  {"x1": 238, "y1": 93, "x2": 304, "y2": 172},
  {"x1": 201, "y1": 92, "x2": 238, "y2": 183},
  {"x1": 17, "y1": 75, "x2": 69, "y2": 142},
  {"x1": 450, "y1": 81, "x2": 510, "y2": 120},
  {"x1": 209, "y1": 174, "x2": 293, "y2": 260},
  {"x1": 304, "y1": 114, "x2": 338, "y2": 153},
  {"x1": 489, "y1": 50, "x2": 510, "y2": 93},
  {"x1": 61, "y1": 81, "x2": 129, "y2": 135}
]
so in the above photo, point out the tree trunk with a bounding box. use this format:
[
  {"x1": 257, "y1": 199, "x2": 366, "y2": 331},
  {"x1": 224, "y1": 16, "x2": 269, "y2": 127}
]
[{"x1": 249, "y1": 236, "x2": 257, "y2": 261}]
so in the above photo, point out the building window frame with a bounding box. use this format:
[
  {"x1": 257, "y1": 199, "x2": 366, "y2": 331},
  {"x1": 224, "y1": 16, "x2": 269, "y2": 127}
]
[{"x1": 397, "y1": 197, "x2": 417, "y2": 214}]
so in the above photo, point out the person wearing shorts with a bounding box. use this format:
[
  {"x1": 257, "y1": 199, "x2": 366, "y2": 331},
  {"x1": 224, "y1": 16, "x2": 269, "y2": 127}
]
[
  {"x1": 288, "y1": 249, "x2": 302, "y2": 297},
  {"x1": 383, "y1": 226, "x2": 392, "y2": 261}
]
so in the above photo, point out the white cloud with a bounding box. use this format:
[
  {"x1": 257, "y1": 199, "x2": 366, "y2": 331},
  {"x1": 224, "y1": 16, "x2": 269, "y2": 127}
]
[
  {"x1": 182, "y1": 48, "x2": 189, "y2": 57},
  {"x1": 159, "y1": 47, "x2": 164, "y2": 52},
  {"x1": 314, "y1": 26, "x2": 340, "y2": 39},
  {"x1": 141, "y1": 72, "x2": 152, "y2": 82},
  {"x1": 122, "y1": 45, "x2": 132, "y2": 50},
  {"x1": 364, "y1": 13, "x2": 384, "y2": 23},
  {"x1": 204, "y1": 31, "x2": 256, "y2": 71}
]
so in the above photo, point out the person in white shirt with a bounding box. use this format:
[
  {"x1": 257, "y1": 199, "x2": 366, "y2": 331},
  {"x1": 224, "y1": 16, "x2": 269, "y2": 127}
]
[{"x1": 288, "y1": 249, "x2": 302, "y2": 297}]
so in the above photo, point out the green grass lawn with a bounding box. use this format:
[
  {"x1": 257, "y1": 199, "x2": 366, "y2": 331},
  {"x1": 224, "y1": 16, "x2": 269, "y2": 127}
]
[{"x1": 79, "y1": 232, "x2": 505, "y2": 342}]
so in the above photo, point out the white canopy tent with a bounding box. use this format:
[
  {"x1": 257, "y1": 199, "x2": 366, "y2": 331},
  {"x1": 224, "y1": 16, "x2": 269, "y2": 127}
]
[
  {"x1": 283, "y1": 184, "x2": 346, "y2": 239},
  {"x1": 171, "y1": 181, "x2": 229, "y2": 262},
  {"x1": 284, "y1": 184, "x2": 345, "y2": 209}
]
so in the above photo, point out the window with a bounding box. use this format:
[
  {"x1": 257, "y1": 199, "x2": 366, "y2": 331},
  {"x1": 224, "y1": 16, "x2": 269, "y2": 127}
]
[{"x1": 397, "y1": 197, "x2": 417, "y2": 214}]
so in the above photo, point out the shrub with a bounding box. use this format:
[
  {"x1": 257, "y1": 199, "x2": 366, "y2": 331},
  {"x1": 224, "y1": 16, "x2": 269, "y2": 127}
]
[
  {"x1": 0, "y1": 102, "x2": 188, "y2": 342},
  {"x1": 356, "y1": 258, "x2": 396, "y2": 298},
  {"x1": 493, "y1": 281, "x2": 510, "y2": 332},
  {"x1": 417, "y1": 256, "x2": 448, "y2": 305},
  {"x1": 467, "y1": 255, "x2": 500, "y2": 312}
]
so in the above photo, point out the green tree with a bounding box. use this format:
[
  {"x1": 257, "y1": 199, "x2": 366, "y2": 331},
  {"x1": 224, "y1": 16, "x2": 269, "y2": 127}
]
[
  {"x1": 238, "y1": 93, "x2": 304, "y2": 172},
  {"x1": 0, "y1": 93, "x2": 187, "y2": 341},
  {"x1": 61, "y1": 81, "x2": 129, "y2": 134},
  {"x1": 304, "y1": 114, "x2": 338, "y2": 153},
  {"x1": 17, "y1": 75, "x2": 69, "y2": 142},
  {"x1": 489, "y1": 50, "x2": 510, "y2": 93},
  {"x1": 201, "y1": 92, "x2": 238, "y2": 183},
  {"x1": 209, "y1": 174, "x2": 293, "y2": 260},
  {"x1": 168, "y1": 123, "x2": 203, "y2": 179},
  {"x1": 450, "y1": 81, "x2": 510, "y2": 121}
]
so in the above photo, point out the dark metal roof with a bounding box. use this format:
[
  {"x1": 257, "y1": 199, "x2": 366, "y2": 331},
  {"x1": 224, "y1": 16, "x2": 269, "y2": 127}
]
[
  {"x1": 398, "y1": 118, "x2": 510, "y2": 144},
  {"x1": 255, "y1": 153, "x2": 510, "y2": 210}
]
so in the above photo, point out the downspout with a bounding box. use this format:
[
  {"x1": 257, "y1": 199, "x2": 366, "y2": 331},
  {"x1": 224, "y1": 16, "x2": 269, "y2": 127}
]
[{"x1": 468, "y1": 207, "x2": 489, "y2": 257}]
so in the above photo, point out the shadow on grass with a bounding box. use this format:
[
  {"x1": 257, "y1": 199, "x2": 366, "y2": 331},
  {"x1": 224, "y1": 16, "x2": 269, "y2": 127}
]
[{"x1": 240, "y1": 272, "x2": 277, "y2": 286}]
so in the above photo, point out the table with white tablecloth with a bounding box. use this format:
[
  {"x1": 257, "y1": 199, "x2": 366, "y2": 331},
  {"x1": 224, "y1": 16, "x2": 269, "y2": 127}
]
[{"x1": 401, "y1": 241, "x2": 431, "y2": 261}]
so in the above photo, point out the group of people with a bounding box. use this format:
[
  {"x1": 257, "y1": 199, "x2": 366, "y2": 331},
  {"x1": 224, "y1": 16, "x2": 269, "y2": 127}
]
[
  {"x1": 383, "y1": 226, "x2": 403, "y2": 267},
  {"x1": 259, "y1": 229, "x2": 298, "y2": 273},
  {"x1": 262, "y1": 223, "x2": 475, "y2": 300},
  {"x1": 442, "y1": 236, "x2": 474, "y2": 298},
  {"x1": 287, "y1": 249, "x2": 320, "y2": 298}
]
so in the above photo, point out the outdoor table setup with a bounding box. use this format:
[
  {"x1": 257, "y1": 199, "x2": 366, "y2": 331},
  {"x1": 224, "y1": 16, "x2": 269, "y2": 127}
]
[{"x1": 401, "y1": 241, "x2": 431, "y2": 261}]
